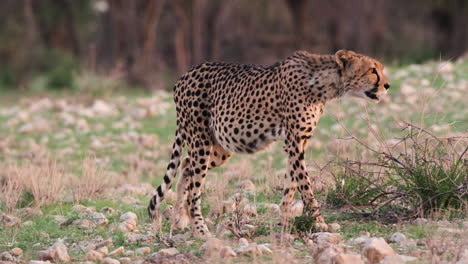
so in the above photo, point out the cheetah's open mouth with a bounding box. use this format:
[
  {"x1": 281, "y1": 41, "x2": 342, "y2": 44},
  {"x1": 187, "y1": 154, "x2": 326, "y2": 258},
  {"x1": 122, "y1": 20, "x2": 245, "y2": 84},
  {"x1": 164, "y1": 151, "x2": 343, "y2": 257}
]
[{"x1": 364, "y1": 91, "x2": 379, "y2": 101}]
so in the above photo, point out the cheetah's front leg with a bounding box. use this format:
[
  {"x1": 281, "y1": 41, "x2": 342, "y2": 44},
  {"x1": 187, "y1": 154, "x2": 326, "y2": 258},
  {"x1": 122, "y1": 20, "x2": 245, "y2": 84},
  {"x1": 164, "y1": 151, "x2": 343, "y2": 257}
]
[{"x1": 280, "y1": 134, "x2": 327, "y2": 230}]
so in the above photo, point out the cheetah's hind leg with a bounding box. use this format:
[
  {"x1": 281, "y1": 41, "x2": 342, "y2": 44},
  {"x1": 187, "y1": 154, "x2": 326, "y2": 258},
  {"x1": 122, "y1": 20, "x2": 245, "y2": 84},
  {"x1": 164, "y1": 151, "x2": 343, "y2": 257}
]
[{"x1": 172, "y1": 157, "x2": 191, "y2": 231}]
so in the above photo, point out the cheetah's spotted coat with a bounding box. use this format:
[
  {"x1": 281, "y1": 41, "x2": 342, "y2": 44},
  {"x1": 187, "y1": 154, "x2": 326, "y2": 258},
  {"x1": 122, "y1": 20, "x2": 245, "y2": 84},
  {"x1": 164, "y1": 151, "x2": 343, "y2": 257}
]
[{"x1": 148, "y1": 50, "x2": 390, "y2": 237}]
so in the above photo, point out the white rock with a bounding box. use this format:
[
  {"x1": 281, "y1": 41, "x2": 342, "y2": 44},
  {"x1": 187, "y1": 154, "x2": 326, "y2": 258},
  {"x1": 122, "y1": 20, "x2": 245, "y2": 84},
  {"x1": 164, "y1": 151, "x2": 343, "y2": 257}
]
[
  {"x1": 257, "y1": 244, "x2": 272, "y2": 255},
  {"x1": 102, "y1": 257, "x2": 120, "y2": 264},
  {"x1": 10, "y1": 247, "x2": 23, "y2": 256},
  {"x1": 123, "y1": 250, "x2": 134, "y2": 257},
  {"x1": 310, "y1": 232, "x2": 341, "y2": 247},
  {"x1": 0, "y1": 252, "x2": 16, "y2": 262},
  {"x1": 108, "y1": 246, "x2": 125, "y2": 257},
  {"x1": 389, "y1": 232, "x2": 406, "y2": 246},
  {"x1": 157, "y1": 248, "x2": 179, "y2": 257},
  {"x1": 29, "y1": 261, "x2": 52, "y2": 264},
  {"x1": 38, "y1": 240, "x2": 70, "y2": 262},
  {"x1": 135, "y1": 247, "x2": 151, "y2": 255},
  {"x1": 86, "y1": 250, "x2": 104, "y2": 261},
  {"x1": 201, "y1": 237, "x2": 224, "y2": 257},
  {"x1": 118, "y1": 219, "x2": 137, "y2": 232},
  {"x1": 332, "y1": 253, "x2": 364, "y2": 264},
  {"x1": 0, "y1": 214, "x2": 21, "y2": 228},
  {"x1": 381, "y1": 254, "x2": 418, "y2": 264},
  {"x1": 96, "y1": 246, "x2": 108, "y2": 255},
  {"x1": 119, "y1": 257, "x2": 132, "y2": 264},
  {"x1": 86, "y1": 212, "x2": 109, "y2": 227},
  {"x1": 120, "y1": 212, "x2": 137, "y2": 222},
  {"x1": 328, "y1": 223, "x2": 341, "y2": 232},
  {"x1": 348, "y1": 236, "x2": 369, "y2": 246},
  {"x1": 220, "y1": 246, "x2": 237, "y2": 258},
  {"x1": 235, "y1": 243, "x2": 261, "y2": 256},
  {"x1": 412, "y1": 218, "x2": 428, "y2": 225},
  {"x1": 363, "y1": 237, "x2": 395, "y2": 264},
  {"x1": 238, "y1": 238, "x2": 249, "y2": 246}
]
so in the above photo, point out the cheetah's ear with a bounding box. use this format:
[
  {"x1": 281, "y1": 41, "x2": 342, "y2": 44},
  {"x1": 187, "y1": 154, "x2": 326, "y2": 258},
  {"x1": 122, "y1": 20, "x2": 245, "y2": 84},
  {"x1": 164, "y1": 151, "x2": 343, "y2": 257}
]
[{"x1": 335, "y1": 50, "x2": 356, "y2": 70}]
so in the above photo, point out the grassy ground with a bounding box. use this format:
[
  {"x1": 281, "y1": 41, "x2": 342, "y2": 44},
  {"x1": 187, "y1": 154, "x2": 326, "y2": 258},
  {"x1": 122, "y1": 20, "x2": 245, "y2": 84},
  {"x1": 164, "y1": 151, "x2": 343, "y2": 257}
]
[{"x1": 0, "y1": 59, "x2": 467, "y2": 263}]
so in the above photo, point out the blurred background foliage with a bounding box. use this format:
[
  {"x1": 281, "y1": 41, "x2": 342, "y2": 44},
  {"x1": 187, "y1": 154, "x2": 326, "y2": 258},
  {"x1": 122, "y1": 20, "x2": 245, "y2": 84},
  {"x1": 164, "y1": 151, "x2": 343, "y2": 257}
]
[{"x1": 0, "y1": 0, "x2": 467, "y2": 91}]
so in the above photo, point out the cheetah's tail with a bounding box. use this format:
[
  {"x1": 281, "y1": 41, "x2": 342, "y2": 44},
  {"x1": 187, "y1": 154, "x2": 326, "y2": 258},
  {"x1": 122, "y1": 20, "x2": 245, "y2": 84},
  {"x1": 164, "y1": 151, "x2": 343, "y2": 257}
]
[{"x1": 147, "y1": 130, "x2": 184, "y2": 221}]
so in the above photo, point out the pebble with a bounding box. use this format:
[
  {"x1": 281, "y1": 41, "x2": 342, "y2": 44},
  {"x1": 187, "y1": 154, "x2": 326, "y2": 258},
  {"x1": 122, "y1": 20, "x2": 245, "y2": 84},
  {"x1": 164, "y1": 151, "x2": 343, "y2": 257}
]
[
  {"x1": 108, "y1": 246, "x2": 125, "y2": 257},
  {"x1": 135, "y1": 247, "x2": 151, "y2": 255},
  {"x1": 86, "y1": 250, "x2": 104, "y2": 261},
  {"x1": 102, "y1": 257, "x2": 120, "y2": 264}
]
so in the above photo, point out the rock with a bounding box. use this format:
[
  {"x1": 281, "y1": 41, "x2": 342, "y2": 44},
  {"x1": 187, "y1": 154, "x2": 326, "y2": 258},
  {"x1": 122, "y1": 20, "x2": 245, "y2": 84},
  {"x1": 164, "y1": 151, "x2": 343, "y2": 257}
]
[
  {"x1": 123, "y1": 251, "x2": 134, "y2": 257},
  {"x1": 124, "y1": 233, "x2": 152, "y2": 244},
  {"x1": 220, "y1": 246, "x2": 237, "y2": 258},
  {"x1": 0, "y1": 214, "x2": 21, "y2": 228},
  {"x1": 9, "y1": 248, "x2": 23, "y2": 256},
  {"x1": 235, "y1": 180, "x2": 256, "y2": 193},
  {"x1": 310, "y1": 232, "x2": 341, "y2": 247},
  {"x1": 389, "y1": 232, "x2": 406, "y2": 246},
  {"x1": 101, "y1": 207, "x2": 117, "y2": 216},
  {"x1": 238, "y1": 238, "x2": 249, "y2": 246},
  {"x1": 120, "y1": 212, "x2": 137, "y2": 222},
  {"x1": 72, "y1": 205, "x2": 95, "y2": 216},
  {"x1": 328, "y1": 223, "x2": 341, "y2": 232},
  {"x1": 118, "y1": 219, "x2": 137, "y2": 232},
  {"x1": 85, "y1": 212, "x2": 109, "y2": 227},
  {"x1": 119, "y1": 257, "x2": 132, "y2": 264},
  {"x1": 332, "y1": 253, "x2": 364, "y2": 264},
  {"x1": 412, "y1": 218, "x2": 428, "y2": 225},
  {"x1": 290, "y1": 200, "x2": 304, "y2": 217},
  {"x1": 28, "y1": 261, "x2": 52, "y2": 264},
  {"x1": 86, "y1": 250, "x2": 104, "y2": 261},
  {"x1": 201, "y1": 238, "x2": 224, "y2": 257},
  {"x1": 0, "y1": 261, "x2": 16, "y2": 264},
  {"x1": 257, "y1": 244, "x2": 272, "y2": 255},
  {"x1": 314, "y1": 245, "x2": 344, "y2": 264},
  {"x1": 157, "y1": 248, "x2": 179, "y2": 257},
  {"x1": 315, "y1": 223, "x2": 329, "y2": 232},
  {"x1": 72, "y1": 219, "x2": 94, "y2": 229},
  {"x1": 92, "y1": 100, "x2": 117, "y2": 116},
  {"x1": 348, "y1": 236, "x2": 369, "y2": 246},
  {"x1": 38, "y1": 240, "x2": 70, "y2": 262},
  {"x1": 108, "y1": 247, "x2": 125, "y2": 257},
  {"x1": 135, "y1": 247, "x2": 151, "y2": 255},
  {"x1": 381, "y1": 254, "x2": 417, "y2": 264},
  {"x1": 359, "y1": 231, "x2": 370, "y2": 237},
  {"x1": 235, "y1": 243, "x2": 261, "y2": 256},
  {"x1": 102, "y1": 257, "x2": 120, "y2": 264},
  {"x1": 363, "y1": 237, "x2": 395, "y2": 264},
  {"x1": 96, "y1": 246, "x2": 108, "y2": 255},
  {"x1": 0, "y1": 252, "x2": 16, "y2": 262}
]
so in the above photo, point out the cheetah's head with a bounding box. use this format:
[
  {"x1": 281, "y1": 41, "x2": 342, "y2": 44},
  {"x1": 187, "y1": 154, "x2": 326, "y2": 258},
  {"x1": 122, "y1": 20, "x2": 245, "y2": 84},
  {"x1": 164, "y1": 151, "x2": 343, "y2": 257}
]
[{"x1": 335, "y1": 50, "x2": 390, "y2": 103}]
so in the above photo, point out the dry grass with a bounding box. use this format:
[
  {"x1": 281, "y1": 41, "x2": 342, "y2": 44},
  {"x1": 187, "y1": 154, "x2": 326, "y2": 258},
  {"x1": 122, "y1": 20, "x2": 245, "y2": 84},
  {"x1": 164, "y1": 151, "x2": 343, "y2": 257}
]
[{"x1": 71, "y1": 157, "x2": 110, "y2": 202}]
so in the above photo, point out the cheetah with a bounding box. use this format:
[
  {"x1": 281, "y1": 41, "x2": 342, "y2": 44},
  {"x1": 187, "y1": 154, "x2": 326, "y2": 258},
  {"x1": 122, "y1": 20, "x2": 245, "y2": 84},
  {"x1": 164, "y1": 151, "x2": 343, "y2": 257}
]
[{"x1": 148, "y1": 50, "x2": 390, "y2": 237}]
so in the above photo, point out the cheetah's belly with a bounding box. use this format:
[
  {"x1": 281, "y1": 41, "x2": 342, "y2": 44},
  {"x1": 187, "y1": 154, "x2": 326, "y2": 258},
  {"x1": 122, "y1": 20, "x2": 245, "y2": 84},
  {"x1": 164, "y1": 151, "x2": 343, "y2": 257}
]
[{"x1": 211, "y1": 124, "x2": 286, "y2": 154}]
